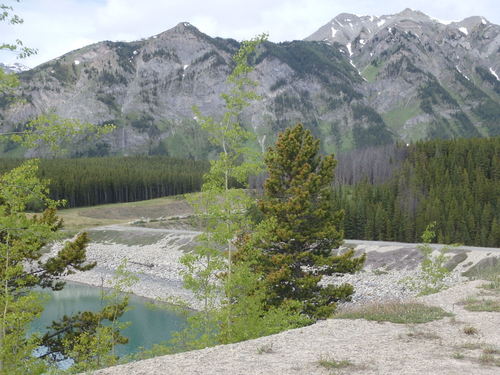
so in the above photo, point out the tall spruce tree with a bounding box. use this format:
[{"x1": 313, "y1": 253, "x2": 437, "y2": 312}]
[{"x1": 248, "y1": 124, "x2": 365, "y2": 319}]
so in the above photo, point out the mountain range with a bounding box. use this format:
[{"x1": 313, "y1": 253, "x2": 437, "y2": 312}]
[{"x1": 1, "y1": 8, "x2": 499, "y2": 158}]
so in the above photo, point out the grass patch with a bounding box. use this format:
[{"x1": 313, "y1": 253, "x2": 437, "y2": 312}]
[
  {"x1": 464, "y1": 260, "x2": 500, "y2": 286},
  {"x1": 57, "y1": 194, "x2": 194, "y2": 230},
  {"x1": 382, "y1": 104, "x2": 421, "y2": 133},
  {"x1": 372, "y1": 269, "x2": 389, "y2": 276},
  {"x1": 334, "y1": 302, "x2": 453, "y2": 324},
  {"x1": 401, "y1": 327, "x2": 441, "y2": 341},
  {"x1": 463, "y1": 326, "x2": 479, "y2": 336},
  {"x1": 454, "y1": 343, "x2": 500, "y2": 367},
  {"x1": 317, "y1": 356, "x2": 353, "y2": 370},
  {"x1": 361, "y1": 64, "x2": 380, "y2": 83},
  {"x1": 256, "y1": 343, "x2": 274, "y2": 354},
  {"x1": 479, "y1": 353, "x2": 500, "y2": 366},
  {"x1": 468, "y1": 261, "x2": 500, "y2": 298},
  {"x1": 481, "y1": 280, "x2": 500, "y2": 292},
  {"x1": 483, "y1": 345, "x2": 500, "y2": 355},
  {"x1": 462, "y1": 296, "x2": 500, "y2": 312}
]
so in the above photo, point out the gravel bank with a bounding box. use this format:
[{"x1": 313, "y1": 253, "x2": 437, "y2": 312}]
[
  {"x1": 47, "y1": 226, "x2": 498, "y2": 374},
  {"x1": 94, "y1": 280, "x2": 500, "y2": 375},
  {"x1": 48, "y1": 226, "x2": 494, "y2": 310},
  {"x1": 48, "y1": 229, "x2": 199, "y2": 307}
]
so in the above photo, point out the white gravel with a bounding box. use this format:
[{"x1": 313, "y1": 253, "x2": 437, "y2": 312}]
[
  {"x1": 94, "y1": 280, "x2": 500, "y2": 375},
  {"x1": 46, "y1": 226, "x2": 498, "y2": 375},
  {"x1": 48, "y1": 229, "x2": 199, "y2": 307},
  {"x1": 48, "y1": 227, "x2": 490, "y2": 311}
]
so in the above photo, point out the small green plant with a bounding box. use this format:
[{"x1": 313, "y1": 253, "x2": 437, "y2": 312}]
[
  {"x1": 463, "y1": 326, "x2": 479, "y2": 336},
  {"x1": 462, "y1": 296, "x2": 500, "y2": 312},
  {"x1": 400, "y1": 222, "x2": 454, "y2": 295},
  {"x1": 317, "y1": 356, "x2": 353, "y2": 370},
  {"x1": 334, "y1": 302, "x2": 453, "y2": 324},
  {"x1": 478, "y1": 353, "x2": 500, "y2": 366},
  {"x1": 483, "y1": 345, "x2": 500, "y2": 355},
  {"x1": 452, "y1": 352, "x2": 465, "y2": 359},
  {"x1": 256, "y1": 343, "x2": 274, "y2": 354}
]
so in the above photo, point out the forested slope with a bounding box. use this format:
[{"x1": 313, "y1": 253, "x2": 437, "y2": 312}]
[
  {"x1": 0, "y1": 156, "x2": 207, "y2": 207},
  {"x1": 335, "y1": 137, "x2": 500, "y2": 247}
]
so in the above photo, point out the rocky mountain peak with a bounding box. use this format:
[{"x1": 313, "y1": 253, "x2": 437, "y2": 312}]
[
  {"x1": 306, "y1": 9, "x2": 497, "y2": 48},
  {"x1": 150, "y1": 21, "x2": 203, "y2": 43},
  {"x1": 395, "y1": 8, "x2": 431, "y2": 21},
  {"x1": 168, "y1": 22, "x2": 199, "y2": 34},
  {"x1": 452, "y1": 16, "x2": 490, "y2": 35},
  {"x1": 0, "y1": 9, "x2": 498, "y2": 159}
]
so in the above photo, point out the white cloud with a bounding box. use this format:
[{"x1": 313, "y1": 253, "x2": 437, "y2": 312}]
[{"x1": 0, "y1": 0, "x2": 498, "y2": 68}]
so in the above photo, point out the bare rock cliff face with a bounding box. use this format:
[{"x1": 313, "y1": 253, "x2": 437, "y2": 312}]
[
  {"x1": 306, "y1": 9, "x2": 500, "y2": 141},
  {"x1": 1, "y1": 9, "x2": 499, "y2": 158}
]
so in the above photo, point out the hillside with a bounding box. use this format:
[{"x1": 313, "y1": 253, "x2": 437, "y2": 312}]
[{"x1": 1, "y1": 9, "x2": 499, "y2": 158}]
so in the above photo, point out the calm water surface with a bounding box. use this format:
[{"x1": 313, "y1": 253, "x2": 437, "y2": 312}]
[{"x1": 32, "y1": 282, "x2": 185, "y2": 357}]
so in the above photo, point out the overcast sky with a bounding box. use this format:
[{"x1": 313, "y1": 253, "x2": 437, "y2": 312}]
[{"x1": 1, "y1": 0, "x2": 499, "y2": 68}]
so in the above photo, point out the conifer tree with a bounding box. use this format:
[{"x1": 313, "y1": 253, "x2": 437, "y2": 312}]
[{"x1": 244, "y1": 124, "x2": 365, "y2": 319}]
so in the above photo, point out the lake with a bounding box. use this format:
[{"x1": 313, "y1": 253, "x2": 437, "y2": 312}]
[{"x1": 31, "y1": 282, "x2": 186, "y2": 358}]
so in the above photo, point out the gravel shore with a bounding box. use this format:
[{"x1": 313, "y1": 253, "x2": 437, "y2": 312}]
[
  {"x1": 48, "y1": 226, "x2": 491, "y2": 310},
  {"x1": 49, "y1": 228, "x2": 199, "y2": 307},
  {"x1": 47, "y1": 226, "x2": 498, "y2": 374}
]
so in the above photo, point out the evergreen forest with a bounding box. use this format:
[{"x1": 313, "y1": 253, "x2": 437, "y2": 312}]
[
  {"x1": 334, "y1": 137, "x2": 500, "y2": 247},
  {"x1": 0, "y1": 156, "x2": 208, "y2": 207},
  {"x1": 0, "y1": 137, "x2": 498, "y2": 247}
]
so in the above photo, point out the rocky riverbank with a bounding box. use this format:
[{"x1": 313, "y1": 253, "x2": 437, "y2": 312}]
[
  {"x1": 47, "y1": 225, "x2": 497, "y2": 310},
  {"x1": 48, "y1": 226, "x2": 200, "y2": 307},
  {"x1": 45, "y1": 225, "x2": 499, "y2": 374}
]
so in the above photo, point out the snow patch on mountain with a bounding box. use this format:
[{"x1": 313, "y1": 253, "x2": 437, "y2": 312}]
[
  {"x1": 456, "y1": 66, "x2": 470, "y2": 80},
  {"x1": 490, "y1": 67, "x2": 500, "y2": 81},
  {"x1": 346, "y1": 42, "x2": 353, "y2": 56}
]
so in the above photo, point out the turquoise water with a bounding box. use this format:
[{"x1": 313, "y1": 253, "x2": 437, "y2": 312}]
[{"x1": 31, "y1": 282, "x2": 185, "y2": 357}]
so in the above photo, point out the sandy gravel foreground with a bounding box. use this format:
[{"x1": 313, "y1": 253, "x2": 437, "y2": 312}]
[{"x1": 93, "y1": 280, "x2": 499, "y2": 375}]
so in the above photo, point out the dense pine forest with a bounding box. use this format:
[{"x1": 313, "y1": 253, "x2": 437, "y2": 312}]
[
  {"x1": 0, "y1": 156, "x2": 208, "y2": 207},
  {"x1": 334, "y1": 137, "x2": 500, "y2": 247},
  {"x1": 0, "y1": 137, "x2": 498, "y2": 247}
]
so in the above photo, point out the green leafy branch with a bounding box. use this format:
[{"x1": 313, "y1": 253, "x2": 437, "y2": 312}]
[{"x1": 8, "y1": 113, "x2": 115, "y2": 156}]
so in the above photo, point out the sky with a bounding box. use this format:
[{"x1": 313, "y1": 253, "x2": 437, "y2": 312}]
[{"x1": 1, "y1": 0, "x2": 499, "y2": 68}]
